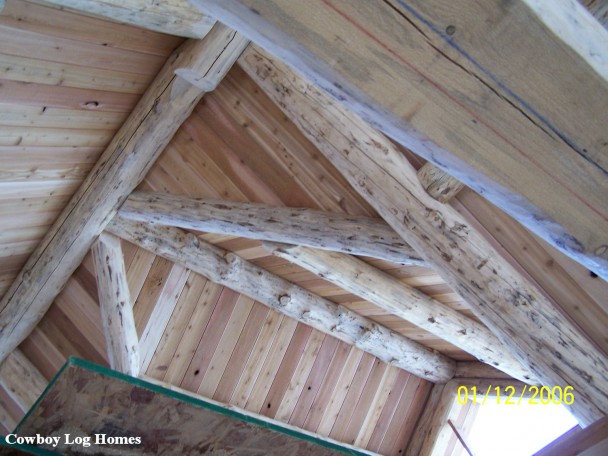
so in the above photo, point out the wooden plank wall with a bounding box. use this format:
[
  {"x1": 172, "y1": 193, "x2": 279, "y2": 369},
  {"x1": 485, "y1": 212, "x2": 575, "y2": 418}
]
[{"x1": 0, "y1": 0, "x2": 184, "y2": 298}]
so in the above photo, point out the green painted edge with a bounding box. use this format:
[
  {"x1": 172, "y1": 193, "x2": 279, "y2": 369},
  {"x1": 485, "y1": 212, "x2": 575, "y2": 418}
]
[{"x1": 14, "y1": 357, "x2": 370, "y2": 456}]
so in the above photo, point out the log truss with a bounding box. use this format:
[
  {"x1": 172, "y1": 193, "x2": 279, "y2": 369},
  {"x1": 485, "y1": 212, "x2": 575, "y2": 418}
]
[{"x1": 0, "y1": 0, "x2": 606, "y2": 448}]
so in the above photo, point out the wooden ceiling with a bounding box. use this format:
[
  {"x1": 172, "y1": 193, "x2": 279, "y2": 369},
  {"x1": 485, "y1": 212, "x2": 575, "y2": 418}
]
[{"x1": 0, "y1": 1, "x2": 607, "y2": 454}]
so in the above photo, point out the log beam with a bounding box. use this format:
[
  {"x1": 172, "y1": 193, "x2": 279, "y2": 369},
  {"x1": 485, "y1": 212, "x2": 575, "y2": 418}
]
[
  {"x1": 36, "y1": 0, "x2": 213, "y2": 38},
  {"x1": 91, "y1": 233, "x2": 139, "y2": 376},
  {"x1": 120, "y1": 191, "x2": 428, "y2": 266},
  {"x1": 194, "y1": 0, "x2": 608, "y2": 280},
  {"x1": 0, "y1": 349, "x2": 46, "y2": 413},
  {"x1": 239, "y1": 46, "x2": 608, "y2": 425},
  {"x1": 107, "y1": 216, "x2": 456, "y2": 383},
  {"x1": 0, "y1": 25, "x2": 249, "y2": 364},
  {"x1": 265, "y1": 242, "x2": 534, "y2": 383}
]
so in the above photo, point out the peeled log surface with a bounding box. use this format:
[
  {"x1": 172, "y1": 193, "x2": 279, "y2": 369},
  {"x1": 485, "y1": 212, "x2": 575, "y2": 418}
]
[
  {"x1": 239, "y1": 46, "x2": 608, "y2": 425},
  {"x1": 265, "y1": 243, "x2": 534, "y2": 383},
  {"x1": 120, "y1": 191, "x2": 428, "y2": 266},
  {"x1": 107, "y1": 216, "x2": 456, "y2": 383},
  {"x1": 0, "y1": 25, "x2": 250, "y2": 364},
  {"x1": 91, "y1": 233, "x2": 140, "y2": 377}
]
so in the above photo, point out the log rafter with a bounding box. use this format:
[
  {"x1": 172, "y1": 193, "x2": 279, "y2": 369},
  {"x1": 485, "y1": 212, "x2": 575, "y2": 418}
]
[
  {"x1": 0, "y1": 25, "x2": 250, "y2": 364},
  {"x1": 107, "y1": 216, "x2": 457, "y2": 383},
  {"x1": 239, "y1": 46, "x2": 608, "y2": 425}
]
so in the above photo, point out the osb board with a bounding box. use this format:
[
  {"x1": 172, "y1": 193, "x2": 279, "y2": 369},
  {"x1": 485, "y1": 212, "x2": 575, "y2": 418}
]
[{"x1": 3, "y1": 358, "x2": 369, "y2": 455}]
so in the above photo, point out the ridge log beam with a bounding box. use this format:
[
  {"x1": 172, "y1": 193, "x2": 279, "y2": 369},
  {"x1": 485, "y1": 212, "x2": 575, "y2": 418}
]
[
  {"x1": 0, "y1": 25, "x2": 250, "y2": 364},
  {"x1": 107, "y1": 216, "x2": 457, "y2": 383},
  {"x1": 239, "y1": 46, "x2": 608, "y2": 425},
  {"x1": 193, "y1": 0, "x2": 608, "y2": 280},
  {"x1": 265, "y1": 242, "x2": 534, "y2": 383},
  {"x1": 91, "y1": 233, "x2": 139, "y2": 376},
  {"x1": 120, "y1": 191, "x2": 428, "y2": 266}
]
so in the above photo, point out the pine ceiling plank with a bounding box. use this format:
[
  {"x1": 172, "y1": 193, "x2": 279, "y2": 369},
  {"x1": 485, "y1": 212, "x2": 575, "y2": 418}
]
[
  {"x1": 0, "y1": 26, "x2": 249, "y2": 366},
  {"x1": 0, "y1": 179, "x2": 80, "y2": 199},
  {"x1": 44, "y1": 305, "x2": 105, "y2": 365},
  {"x1": 212, "y1": 301, "x2": 269, "y2": 403},
  {"x1": 0, "y1": 164, "x2": 92, "y2": 190},
  {"x1": 230, "y1": 311, "x2": 285, "y2": 408},
  {"x1": 186, "y1": 104, "x2": 315, "y2": 207},
  {"x1": 0, "y1": 126, "x2": 114, "y2": 148},
  {"x1": 328, "y1": 352, "x2": 376, "y2": 442},
  {"x1": 0, "y1": 386, "x2": 20, "y2": 433},
  {"x1": 345, "y1": 361, "x2": 395, "y2": 447},
  {"x1": 132, "y1": 256, "x2": 174, "y2": 335},
  {"x1": 365, "y1": 370, "x2": 411, "y2": 453},
  {"x1": 197, "y1": 294, "x2": 255, "y2": 398},
  {"x1": 187, "y1": 104, "x2": 286, "y2": 205},
  {"x1": 1, "y1": 0, "x2": 184, "y2": 56},
  {"x1": 144, "y1": 272, "x2": 203, "y2": 379},
  {"x1": 301, "y1": 340, "x2": 352, "y2": 431},
  {"x1": 274, "y1": 330, "x2": 326, "y2": 423},
  {"x1": 20, "y1": 327, "x2": 65, "y2": 381},
  {"x1": 54, "y1": 277, "x2": 106, "y2": 361},
  {"x1": 211, "y1": 68, "x2": 374, "y2": 214},
  {"x1": 162, "y1": 131, "x2": 247, "y2": 199},
  {"x1": 0, "y1": 24, "x2": 166, "y2": 74},
  {"x1": 0, "y1": 79, "x2": 140, "y2": 112},
  {"x1": 387, "y1": 377, "x2": 431, "y2": 456},
  {"x1": 181, "y1": 287, "x2": 241, "y2": 393},
  {"x1": 124, "y1": 246, "x2": 156, "y2": 304},
  {"x1": 35, "y1": 0, "x2": 214, "y2": 39},
  {"x1": 0, "y1": 146, "x2": 100, "y2": 171},
  {"x1": 138, "y1": 262, "x2": 189, "y2": 373},
  {"x1": 202, "y1": 0, "x2": 608, "y2": 279},
  {"x1": 244, "y1": 316, "x2": 299, "y2": 412},
  {"x1": 315, "y1": 347, "x2": 363, "y2": 436},
  {"x1": 242, "y1": 46, "x2": 608, "y2": 425},
  {"x1": 289, "y1": 335, "x2": 341, "y2": 428},
  {"x1": 261, "y1": 323, "x2": 314, "y2": 418},
  {"x1": 0, "y1": 53, "x2": 152, "y2": 94},
  {"x1": 0, "y1": 104, "x2": 127, "y2": 129},
  {"x1": 163, "y1": 281, "x2": 223, "y2": 386}
]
